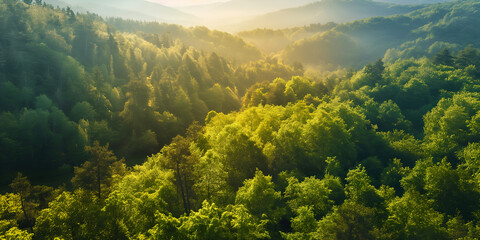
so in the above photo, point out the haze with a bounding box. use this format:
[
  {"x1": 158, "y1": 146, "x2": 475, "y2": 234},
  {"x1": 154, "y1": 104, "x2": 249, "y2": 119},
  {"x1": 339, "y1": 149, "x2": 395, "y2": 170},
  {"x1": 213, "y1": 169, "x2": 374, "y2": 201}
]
[
  {"x1": 148, "y1": 0, "x2": 228, "y2": 7},
  {"x1": 46, "y1": 0, "x2": 449, "y2": 32}
]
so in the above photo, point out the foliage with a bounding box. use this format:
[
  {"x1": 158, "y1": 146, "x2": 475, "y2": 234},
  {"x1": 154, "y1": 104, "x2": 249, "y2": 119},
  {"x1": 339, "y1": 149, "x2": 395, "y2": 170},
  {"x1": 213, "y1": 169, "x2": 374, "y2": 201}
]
[
  {"x1": 3, "y1": 0, "x2": 480, "y2": 239},
  {"x1": 71, "y1": 141, "x2": 126, "y2": 199},
  {"x1": 0, "y1": 0, "x2": 300, "y2": 185}
]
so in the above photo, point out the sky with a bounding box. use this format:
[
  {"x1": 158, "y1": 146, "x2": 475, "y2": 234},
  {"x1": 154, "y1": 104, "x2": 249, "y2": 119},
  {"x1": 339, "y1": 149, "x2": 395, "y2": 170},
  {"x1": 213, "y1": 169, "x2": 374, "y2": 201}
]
[{"x1": 148, "y1": 0, "x2": 228, "y2": 7}]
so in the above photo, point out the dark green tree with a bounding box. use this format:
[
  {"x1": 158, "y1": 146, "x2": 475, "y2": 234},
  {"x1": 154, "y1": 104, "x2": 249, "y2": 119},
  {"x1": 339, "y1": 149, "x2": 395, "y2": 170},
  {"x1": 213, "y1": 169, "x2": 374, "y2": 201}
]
[
  {"x1": 9, "y1": 173, "x2": 35, "y2": 228},
  {"x1": 316, "y1": 202, "x2": 377, "y2": 240},
  {"x1": 71, "y1": 141, "x2": 126, "y2": 199},
  {"x1": 433, "y1": 49, "x2": 454, "y2": 66},
  {"x1": 160, "y1": 124, "x2": 204, "y2": 215}
]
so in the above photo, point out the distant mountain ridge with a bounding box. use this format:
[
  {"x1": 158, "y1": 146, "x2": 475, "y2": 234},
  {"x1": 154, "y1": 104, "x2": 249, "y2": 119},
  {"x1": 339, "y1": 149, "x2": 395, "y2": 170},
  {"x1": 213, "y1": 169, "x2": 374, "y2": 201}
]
[
  {"x1": 43, "y1": 0, "x2": 456, "y2": 31},
  {"x1": 43, "y1": 0, "x2": 196, "y2": 25},
  {"x1": 179, "y1": 0, "x2": 319, "y2": 28},
  {"x1": 209, "y1": 0, "x2": 318, "y2": 14},
  {"x1": 377, "y1": 0, "x2": 449, "y2": 3},
  {"x1": 181, "y1": 0, "x2": 318, "y2": 18},
  {"x1": 231, "y1": 0, "x2": 425, "y2": 30}
]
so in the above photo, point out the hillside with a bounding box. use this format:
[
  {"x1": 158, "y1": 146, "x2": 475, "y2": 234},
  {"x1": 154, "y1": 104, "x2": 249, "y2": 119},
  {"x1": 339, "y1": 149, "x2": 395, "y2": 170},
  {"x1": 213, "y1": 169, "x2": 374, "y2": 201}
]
[
  {"x1": 0, "y1": 0, "x2": 298, "y2": 186},
  {"x1": 107, "y1": 18, "x2": 263, "y2": 64},
  {"x1": 233, "y1": 0, "x2": 423, "y2": 30},
  {"x1": 238, "y1": 23, "x2": 338, "y2": 54},
  {"x1": 280, "y1": 0, "x2": 480, "y2": 68}
]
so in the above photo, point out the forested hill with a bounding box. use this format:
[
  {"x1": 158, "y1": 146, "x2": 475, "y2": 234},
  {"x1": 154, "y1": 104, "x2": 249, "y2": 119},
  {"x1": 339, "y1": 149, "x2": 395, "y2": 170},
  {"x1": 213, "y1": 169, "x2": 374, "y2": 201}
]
[
  {"x1": 238, "y1": 23, "x2": 339, "y2": 54},
  {"x1": 0, "y1": 0, "x2": 301, "y2": 186},
  {"x1": 277, "y1": 0, "x2": 480, "y2": 69},
  {"x1": 106, "y1": 18, "x2": 262, "y2": 64},
  {"x1": 3, "y1": 0, "x2": 480, "y2": 239}
]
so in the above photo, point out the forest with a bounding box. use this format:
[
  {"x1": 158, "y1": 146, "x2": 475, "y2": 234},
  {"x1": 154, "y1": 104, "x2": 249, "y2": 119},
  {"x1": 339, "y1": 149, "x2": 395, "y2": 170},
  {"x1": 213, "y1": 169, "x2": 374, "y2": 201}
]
[
  {"x1": 238, "y1": 0, "x2": 480, "y2": 69},
  {"x1": 2, "y1": 0, "x2": 480, "y2": 239}
]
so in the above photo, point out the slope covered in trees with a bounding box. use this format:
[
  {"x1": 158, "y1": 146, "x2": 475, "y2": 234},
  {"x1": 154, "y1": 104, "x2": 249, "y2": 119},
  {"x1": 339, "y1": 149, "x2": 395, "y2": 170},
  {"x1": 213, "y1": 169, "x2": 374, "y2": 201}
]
[
  {"x1": 0, "y1": 0, "x2": 300, "y2": 186},
  {"x1": 238, "y1": 23, "x2": 338, "y2": 54},
  {"x1": 106, "y1": 18, "x2": 263, "y2": 64}
]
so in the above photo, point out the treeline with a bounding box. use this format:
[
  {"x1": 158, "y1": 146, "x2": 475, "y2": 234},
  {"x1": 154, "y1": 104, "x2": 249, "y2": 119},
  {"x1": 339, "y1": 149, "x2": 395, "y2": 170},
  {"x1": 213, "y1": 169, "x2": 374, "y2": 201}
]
[
  {"x1": 107, "y1": 18, "x2": 263, "y2": 64},
  {"x1": 238, "y1": 22, "x2": 338, "y2": 54},
  {"x1": 0, "y1": 0, "x2": 301, "y2": 185}
]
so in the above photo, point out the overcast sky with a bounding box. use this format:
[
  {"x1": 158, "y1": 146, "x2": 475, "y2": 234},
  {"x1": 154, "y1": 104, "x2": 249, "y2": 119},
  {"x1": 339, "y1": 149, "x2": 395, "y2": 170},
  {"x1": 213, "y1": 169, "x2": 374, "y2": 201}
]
[{"x1": 148, "y1": 0, "x2": 228, "y2": 7}]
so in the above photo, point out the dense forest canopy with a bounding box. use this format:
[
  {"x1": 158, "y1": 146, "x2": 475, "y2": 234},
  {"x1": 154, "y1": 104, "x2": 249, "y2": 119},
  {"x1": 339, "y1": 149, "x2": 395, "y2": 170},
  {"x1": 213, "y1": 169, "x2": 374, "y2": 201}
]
[
  {"x1": 2, "y1": 0, "x2": 480, "y2": 239},
  {"x1": 0, "y1": 0, "x2": 301, "y2": 186}
]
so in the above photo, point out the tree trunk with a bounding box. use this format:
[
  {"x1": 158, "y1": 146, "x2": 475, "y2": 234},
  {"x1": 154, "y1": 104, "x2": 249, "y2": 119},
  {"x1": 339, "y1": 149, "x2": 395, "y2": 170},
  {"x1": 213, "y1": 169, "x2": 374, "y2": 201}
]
[
  {"x1": 184, "y1": 173, "x2": 191, "y2": 213},
  {"x1": 176, "y1": 163, "x2": 188, "y2": 215},
  {"x1": 97, "y1": 164, "x2": 101, "y2": 199},
  {"x1": 19, "y1": 194, "x2": 28, "y2": 220}
]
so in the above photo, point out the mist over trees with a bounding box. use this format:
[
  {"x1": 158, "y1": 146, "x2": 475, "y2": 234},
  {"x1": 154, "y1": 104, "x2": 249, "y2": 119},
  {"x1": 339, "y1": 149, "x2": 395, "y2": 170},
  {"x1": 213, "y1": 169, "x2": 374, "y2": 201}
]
[
  {"x1": 233, "y1": 0, "x2": 423, "y2": 30},
  {"x1": 237, "y1": 0, "x2": 480, "y2": 70}
]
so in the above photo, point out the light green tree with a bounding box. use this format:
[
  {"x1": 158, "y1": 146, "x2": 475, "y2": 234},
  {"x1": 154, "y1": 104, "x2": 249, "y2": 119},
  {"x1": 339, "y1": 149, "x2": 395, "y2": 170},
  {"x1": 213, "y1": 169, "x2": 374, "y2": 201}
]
[{"x1": 235, "y1": 170, "x2": 282, "y2": 220}]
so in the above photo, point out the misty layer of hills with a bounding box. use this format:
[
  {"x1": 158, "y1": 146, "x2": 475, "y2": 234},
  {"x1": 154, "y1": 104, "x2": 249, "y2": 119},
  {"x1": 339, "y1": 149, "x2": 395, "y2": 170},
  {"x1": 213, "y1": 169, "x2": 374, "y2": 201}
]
[
  {"x1": 278, "y1": 0, "x2": 480, "y2": 68},
  {"x1": 180, "y1": 0, "x2": 318, "y2": 18},
  {"x1": 230, "y1": 0, "x2": 424, "y2": 30},
  {"x1": 43, "y1": 0, "x2": 453, "y2": 31},
  {"x1": 43, "y1": 0, "x2": 196, "y2": 24}
]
